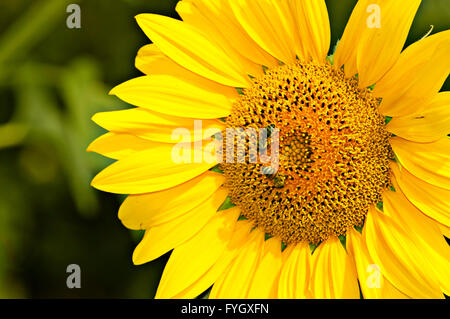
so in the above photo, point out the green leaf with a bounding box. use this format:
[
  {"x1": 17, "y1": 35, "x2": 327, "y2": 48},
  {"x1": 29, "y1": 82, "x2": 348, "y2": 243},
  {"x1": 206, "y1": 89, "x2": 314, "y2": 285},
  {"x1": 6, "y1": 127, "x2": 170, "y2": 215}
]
[{"x1": 0, "y1": 0, "x2": 71, "y2": 81}]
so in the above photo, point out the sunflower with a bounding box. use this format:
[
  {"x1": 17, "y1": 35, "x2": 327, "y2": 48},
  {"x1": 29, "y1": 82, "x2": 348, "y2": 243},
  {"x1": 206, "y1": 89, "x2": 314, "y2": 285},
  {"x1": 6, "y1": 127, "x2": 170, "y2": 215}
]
[{"x1": 89, "y1": 0, "x2": 450, "y2": 299}]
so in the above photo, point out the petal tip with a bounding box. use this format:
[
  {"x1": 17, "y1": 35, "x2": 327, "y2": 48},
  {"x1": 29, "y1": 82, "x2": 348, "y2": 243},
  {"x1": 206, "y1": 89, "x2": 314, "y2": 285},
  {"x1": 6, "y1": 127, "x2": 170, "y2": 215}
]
[
  {"x1": 132, "y1": 245, "x2": 149, "y2": 266},
  {"x1": 108, "y1": 85, "x2": 119, "y2": 96}
]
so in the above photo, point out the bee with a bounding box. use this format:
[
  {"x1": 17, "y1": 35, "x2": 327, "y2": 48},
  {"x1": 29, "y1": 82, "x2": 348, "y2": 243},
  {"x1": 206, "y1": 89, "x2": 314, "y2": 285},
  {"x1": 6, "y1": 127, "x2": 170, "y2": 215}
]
[
  {"x1": 266, "y1": 124, "x2": 276, "y2": 137},
  {"x1": 261, "y1": 166, "x2": 286, "y2": 189},
  {"x1": 261, "y1": 166, "x2": 277, "y2": 175},
  {"x1": 273, "y1": 174, "x2": 286, "y2": 189},
  {"x1": 258, "y1": 124, "x2": 276, "y2": 153}
]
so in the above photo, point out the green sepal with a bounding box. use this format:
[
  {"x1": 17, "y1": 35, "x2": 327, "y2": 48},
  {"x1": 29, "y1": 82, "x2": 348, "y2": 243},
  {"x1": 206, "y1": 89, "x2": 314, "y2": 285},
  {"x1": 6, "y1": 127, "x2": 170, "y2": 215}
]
[
  {"x1": 210, "y1": 164, "x2": 223, "y2": 174},
  {"x1": 376, "y1": 201, "x2": 384, "y2": 211},
  {"x1": 338, "y1": 235, "x2": 347, "y2": 249},
  {"x1": 218, "y1": 196, "x2": 235, "y2": 211},
  {"x1": 385, "y1": 116, "x2": 393, "y2": 125}
]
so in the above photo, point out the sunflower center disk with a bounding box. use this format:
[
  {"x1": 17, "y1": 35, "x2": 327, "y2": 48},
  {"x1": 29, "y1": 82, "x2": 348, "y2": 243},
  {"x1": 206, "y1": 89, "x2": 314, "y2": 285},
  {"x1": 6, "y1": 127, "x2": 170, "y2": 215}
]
[{"x1": 221, "y1": 61, "x2": 393, "y2": 245}]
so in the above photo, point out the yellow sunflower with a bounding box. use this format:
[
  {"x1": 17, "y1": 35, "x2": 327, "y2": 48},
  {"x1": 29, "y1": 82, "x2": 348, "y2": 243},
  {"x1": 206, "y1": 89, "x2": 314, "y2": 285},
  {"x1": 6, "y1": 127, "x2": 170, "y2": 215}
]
[{"x1": 89, "y1": 0, "x2": 450, "y2": 299}]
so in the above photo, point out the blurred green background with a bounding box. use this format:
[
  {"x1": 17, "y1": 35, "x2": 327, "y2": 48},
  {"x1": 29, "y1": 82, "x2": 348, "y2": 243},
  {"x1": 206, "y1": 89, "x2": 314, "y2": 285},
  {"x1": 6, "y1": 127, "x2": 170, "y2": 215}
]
[{"x1": 0, "y1": 0, "x2": 448, "y2": 298}]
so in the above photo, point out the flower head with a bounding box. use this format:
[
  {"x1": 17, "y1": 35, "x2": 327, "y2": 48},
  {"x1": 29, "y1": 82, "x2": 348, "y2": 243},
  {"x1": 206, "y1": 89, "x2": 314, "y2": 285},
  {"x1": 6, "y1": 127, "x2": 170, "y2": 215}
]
[{"x1": 89, "y1": 0, "x2": 450, "y2": 299}]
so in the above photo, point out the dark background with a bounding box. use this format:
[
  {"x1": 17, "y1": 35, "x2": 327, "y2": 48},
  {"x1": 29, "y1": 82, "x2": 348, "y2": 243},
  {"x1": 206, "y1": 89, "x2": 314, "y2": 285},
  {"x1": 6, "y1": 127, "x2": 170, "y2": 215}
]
[{"x1": 0, "y1": 0, "x2": 448, "y2": 298}]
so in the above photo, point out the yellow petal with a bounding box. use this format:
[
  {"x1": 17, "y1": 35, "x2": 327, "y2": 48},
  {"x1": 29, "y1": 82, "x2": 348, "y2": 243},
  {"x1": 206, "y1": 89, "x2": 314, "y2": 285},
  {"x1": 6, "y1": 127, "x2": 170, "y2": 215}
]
[
  {"x1": 386, "y1": 91, "x2": 450, "y2": 142},
  {"x1": 278, "y1": 242, "x2": 312, "y2": 298},
  {"x1": 419, "y1": 208, "x2": 450, "y2": 240},
  {"x1": 229, "y1": 0, "x2": 297, "y2": 64},
  {"x1": 87, "y1": 132, "x2": 153, "y2": 160},
  {"x1": 171, "y1": 220, "x2": 254, "y2": 299},
  {"x1": 356, "y1": 0, "x2": 421, "y2": 87},
  {"x1": 364, "y1": 206, "x2": 443, "y2": 298},
  {"x1": 334, "y1": 0, "x2": 421, "y2": 85},
  {"x1": 92, "y1": 108, "x2": 224, "y2": 144},
  {"x1": 438, "y1": 223, "x2": 450, "y2": 239},
  {"x1": 132, "y1": 187, "x2": 228, "y2": 265},
  {"x1": 155, "y1": 206, "x2": 240, "y2": 298},
  {"x1": 135, "y1": 43, "x2": 248, "y2": 104},
  {"x1": 119, "y1": 171, "x2": 225, "y2": 230},
  {"x1": 383, "y1": 176, "x2": 450, "y2": 296},
  {"x1": 390, "y1": 137, "x2": 450, "y2": 190},
  {"x1": 209, "y1": 228, "x2": 265, "y2": 299},
  {"x1": 290, "y1": 0, "x2": 331, "y2": 62},
  {"x1": 91, "y1": 142, "x2": 216, "y2": 194},
  {"x1": 310, "y1": 236, "x2": 360, "y2": 299},
  {"x1": 347, "y1": 228, "x2": 409, "y2": 299},
  {"x1": 179, "y1": 0, "x2": 278, "y2": 67},
  {"x1": 333, "y1": 0, "x2": 371, "y2": 77},
  {"x1": 391, "y1": 162, "x2": 450, "y2": 227},
  {"x1": 247, "y1": 237, "x2": 283, "y2": 299},
  {"x1": 110, "y1": 75, "x2": 236, "y2": 119},
  {"x1": 135, "y1": 43, "x2": 163, "y2": 74},
  {"x1": 135, "y1": 13, "x2": 251, "y2": 88},
  {"x1": 175, "y1": 0, "x2": 264, "y2": 78},
  {"x1": 375, "y1": 30, "x2": 450, "y2": 116}
]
